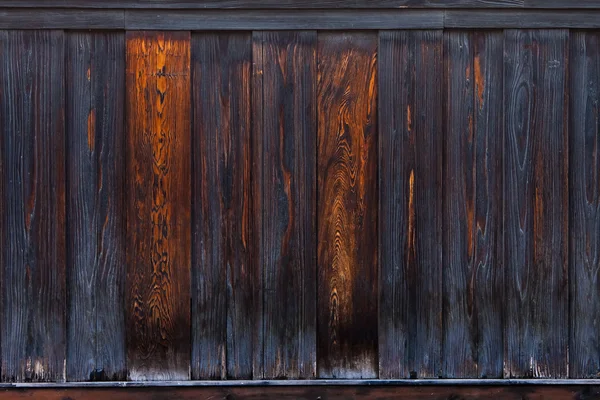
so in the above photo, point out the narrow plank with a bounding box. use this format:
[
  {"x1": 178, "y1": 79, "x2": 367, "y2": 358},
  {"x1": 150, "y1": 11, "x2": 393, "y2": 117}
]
[
  {"x1": 0, "y1": 10, "x2": 124, "y2": 29},
  {"x1": 471, "y1": 30, "x2": 504, "y2": 379},
  {"x1": 66, "y1": 32, "x2": 126, "y2": 382},
  {"x1": 256, "y1": 31, "x2": 317, "y2": 379},
  {"x1": 0, "y1": 0, "x2": 525, "y2": 8},
  {"x1": 251, "y1": 31, "x2": 265, "y2": 380},
  {"x1": 444, "y1": 10, "x2": 600, "y2": 28},
  {"x1": 191, "y1": 33, "x2": 253, "y2": 380},
  {"x1": 124, "y1": 10, "x2": 444, "y2": 30},
  {"x1": 317, "y1": 32, "x2": 378, "y2": 379},
  {"x1": 525, "y1": 0, "x2": 600, "y2": 7},
  {"x1": 2, "y1": 385, "x2": 600, "y2": 400},
  {"x1": 442, "y1": 30, "x2": 477, "y2": 378},
  {"x1": 125, "y1": 31, "x2": 192, "y2": 381},
  {"x1": 570, "y1": 31, "x2": 600, "y2": 379},
  {"x1": 441, "y1": 31, "x2": 503, "y2": 379},
  {"x1": 504, "y1": 29, "x2": 569, "y2": 378},
  {"x1": 0, "y1": 30, "x2": 66, "y2": 382},
  {"x1": 378, "y1": 30, "x2": 443, "y2": 379}
]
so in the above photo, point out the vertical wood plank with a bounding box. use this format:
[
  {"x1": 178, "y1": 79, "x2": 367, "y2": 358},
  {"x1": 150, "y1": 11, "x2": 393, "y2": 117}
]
[
  {"x1": 472, "y1": 30, "x2": 504, "y2": 379},
  {"x1": 570, "y1": 31, "x2": 600, "y2": 379},
  {"x1": 191, "y1": 32, "x2": 253, "y2": 380},
  {"x1": 251, "y1": 31, "x2": 265, "y2": 380},
  {"x1": 257, "y1": 31, "x2": 317, "y2": 379},
  {"x1": 66, "y1": 32, "x2": 126, "y2": 382},
  {"x1": 441, "y1": 31, "x2": 503, "y2": 379},
  {"x1": 504, "y1": 29, "x2": 568, "y2": 378},
  {"x1": 378, "y1": 30, "x2": 442, "y2": 379},
  {"x1": 125, "y1": 31, "x2": 191, "y2": 381},
  {"x1": 317, "y1": 32, "x2": 378, "y2": 379},
  {"x1": 442, "y1": 30, "x2": 477, "y2": 378},
  {"x1": 0, "y1": 30, "x2": 66, "y2": 382}
]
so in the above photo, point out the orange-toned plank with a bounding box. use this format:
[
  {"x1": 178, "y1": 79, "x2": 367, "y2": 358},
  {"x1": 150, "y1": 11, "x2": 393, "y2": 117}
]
[
  {"x1": 316, "y1": 32, "x2": 378, "y2": 379},
  {"x1": 125, "y1": 31, "x2": 191, "y2": 380}
]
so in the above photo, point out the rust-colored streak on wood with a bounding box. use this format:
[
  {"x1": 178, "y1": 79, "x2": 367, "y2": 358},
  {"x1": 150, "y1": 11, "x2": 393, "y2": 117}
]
[
  {"x1": 317, "y1": 32, "x2": 378, "y2": 379},
  {"x1": 474, "y1": 55, "x2": 484, "y2": 108},
  {"x1": 87, "y1": 108, "x2": 96, "y2": 151},
  {"x1": 125, "y1": 31, "x2": 191, "y2": 381}
]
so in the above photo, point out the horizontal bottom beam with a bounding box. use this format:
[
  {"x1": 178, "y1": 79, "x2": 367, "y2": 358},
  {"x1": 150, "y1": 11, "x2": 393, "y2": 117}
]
[{"x1": 1, "y1": 384, "x2": 600, "y2": 400}]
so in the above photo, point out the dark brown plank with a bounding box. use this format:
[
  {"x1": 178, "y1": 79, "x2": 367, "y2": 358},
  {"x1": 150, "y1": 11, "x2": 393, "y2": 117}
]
[
  {"x1": 317, "y1": 32, "x2": 378, "y2": 379},
  {"x1": 124, "y1": 10, "x2": 444, "y2": 30},
  {"x1": 66, "y1": 32, "x2": 126, "y2": 382},
  {"x1": 0, "y1": 30, "x2": 66, "y2": 382},
  {"x1": 378, "y1": 30, "x2": 442, "y2": 379},
  {"x1": 570, "y1": 31, "x2": 600, "y2": 379},
  {"x1": 2, "y1": 385, "x2": 600, "y2": 400},
  {"x1": 504, "y1": 29, "x2": 569, "y2": 378},
  {"x1": 0, "y1": 0, "x2": 525, "y2": 8},
  {"x1": 125, "y1": 31, "x2": 191, "y2": 381},
  {"x1": 442, "y1": 30, "x2": 477, "y2": 378},
  {"x1": 471, "y1": 30, "x2": 504, "y2": 379},
  {"x1": 255, "y1": 31, "x2": 317, "y2": 379},
  {"x1": 191, "y1": 32, "x2": 253, "y2": 380},
  {"x1": 441, "y1": 31, "x2": 503, "y2": 379}
]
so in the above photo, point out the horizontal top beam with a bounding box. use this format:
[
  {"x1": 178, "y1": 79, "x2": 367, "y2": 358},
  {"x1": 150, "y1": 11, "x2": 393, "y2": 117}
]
[{"x1": 0, "y1": 0, "x2": 599, "y2": 8}]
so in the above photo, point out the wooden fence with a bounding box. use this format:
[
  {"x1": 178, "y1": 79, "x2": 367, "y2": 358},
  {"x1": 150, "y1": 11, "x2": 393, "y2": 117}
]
[{"x1": 0, "y1": 1, "x2": 599, "y2": 387}]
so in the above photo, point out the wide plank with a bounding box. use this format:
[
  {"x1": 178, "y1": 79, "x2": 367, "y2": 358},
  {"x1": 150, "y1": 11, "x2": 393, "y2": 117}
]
[
  {"x1": 66, "y1": 32, "x2": 126, "y2": 382},
  {"x1": 255, "y1": 31, "x2": 317, "y2": 379},
  {"x1": 0, "y1": 30, "x2": 66, "y2": 382},
  {"x1": 317, "y1": 32, "x2": 378, "y2": 379},
  {"x1": 125, "y1": 31, "x2": 192, "y2": 381},
  {"x1": 441, "y1": 31, "x2": 503, "y2": 379},
  {"x1": 569, "y1": 31, "x2": 600, "y2": 379},
  {"x1": 503, "y1": 29, "x2": 569, "y2": 378},
  {"x1": 378, "y1": 30, "x2": 443, "y2": 379},
  {"x1": 191, "y1": 32, "x2": 253, "y2": 380}
]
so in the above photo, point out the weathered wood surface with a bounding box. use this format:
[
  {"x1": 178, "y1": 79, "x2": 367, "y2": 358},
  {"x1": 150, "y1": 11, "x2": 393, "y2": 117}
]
[
  {"x1": 125, "y1": 31, "x2": 191, "y2": 381},
  {"x1": 191, "y1": 32, "x2": 253, "y2": 380},
  {"x1": 317, "y1": 32, "x2": 378, "y2": 379},
  {"x1": 2, "y1": 385, "x2": 600, "y2": 400},
  {"x1": 254, "y1": 31, "x2": 317, "y2": 379},
  {"x1": 66, "y1": 32, "x2": 126, "y2": 382},
  {"x1": 441, "y1": 31, "x2": 503, "y2": 379},
  {"x1": 0, "y1": 30, "x2": 66, "y2": 382},
  {"x1": 378, "y1": 30, "x2": 442, "y2": 379},
  {"x1": 504, "y1": 29, "x2": 569, "y2": 378},
  {"x1": 569, "y1": 31, "x2": 600, "y2": 379}
]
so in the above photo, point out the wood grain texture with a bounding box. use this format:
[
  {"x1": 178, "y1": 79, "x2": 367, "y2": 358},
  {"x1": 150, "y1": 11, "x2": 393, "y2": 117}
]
[
  {"x1": 504, "y1": 29, "x2": 569, "y2": 378},
  {"x1": 569, "y1": 31, "x2": 600, "y2": 379},
  {"x1": 0, "y1": 10, "x2": 124, "y2": 29},
  {"x1": 0, "y1": 0, "x2": 525, "y2": 8},
  {"x1": 125, "y1": 31, "x2": 191, "y2": 381},
  {"x1": 444, "y1": 10, "x2": 600, "y2": 28},
  {"x1": 0, "y1": 30, "x2": 66, "y2": 382},
  {"x1": 378, "y1": 30, "x2": 443, "y2": 379},
  {"x1": 255, "y1": 31, "x2": 317, "y2": 379},
  {"x1": 441, "y1": 31, "x2": 503, "y2": 379},
  {"x1": 191, "y1": 33, "x2": 253, "y2": 380},
  {"x1": 124, "y1": 10, "x2": 444, "y2": 30},
  {"x1": 317, "y1": 32, "x2": 378, "y2": 379},
  {"x1": 66, "y1": 32, "x2": 126, "y2": 382}
]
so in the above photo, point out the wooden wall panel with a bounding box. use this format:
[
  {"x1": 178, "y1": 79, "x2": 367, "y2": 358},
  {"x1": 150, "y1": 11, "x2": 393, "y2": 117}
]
[
  {"x1": 254, "y1": 31, "x2": 317, "y2": 379},
  {"x1": 378, "y1": 30, "x2": 443, "y2": 379},
  {"x1": 441, "y1": 31, "x2": 503, "y2": 379},
  {"x1": 569, "y1": 31, "x2": 600, "y2": 379},
  {"x1": 191, "y1": 32, "x2": 253, "y2": 380},
  {"x1": 66, "y1": 32, "x2": 126, "y2": 382},
  {"x1": 317, "y1": 32, "x2": 378, "y2": 379},
  {"x1": 125, "y1": 31, "x2": 191, "y2": 381},
  {"x1": 504, "y1": 29, "x2": 569, "y2": 378},
  {"x1": 0, "y1": 30, "x2": 66, "y2": 382}
]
